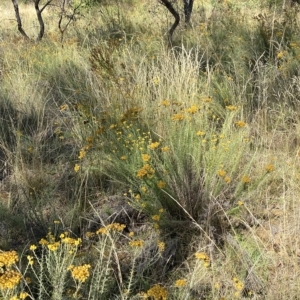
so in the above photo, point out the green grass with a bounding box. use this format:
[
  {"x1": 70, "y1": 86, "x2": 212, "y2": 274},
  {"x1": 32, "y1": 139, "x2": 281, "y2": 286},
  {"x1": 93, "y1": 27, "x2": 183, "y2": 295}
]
[{"x1": 1, "y1": 0, "x2": 300, "y2": 298}]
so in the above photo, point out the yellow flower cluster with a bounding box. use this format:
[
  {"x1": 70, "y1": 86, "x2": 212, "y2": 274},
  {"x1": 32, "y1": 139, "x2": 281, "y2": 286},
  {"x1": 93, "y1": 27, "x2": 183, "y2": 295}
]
[
  {"x1": 157, "y1": 241, "x2": 165, "y2": 253},
  {"x1": 235, "y1": 120, "x2": 246, "y2": 128},
  {"x1": 137, "y1": 164, "x2": 155, "y2": 179},
  {"x1": 233, "y1": 277, "x2": 244, "y2": 291},
  {"x1": 27, "y1": 255, "x2": 34, "y2": 266},
  {"x1": 0, "y1": 270, "x2": 22, "y2": 290},
  {"x1": 157, "y1": 180, "x2": 166, "y2": 189},
  {"x1": 171, "y1": 113, "x2": 185, "y2": 121},
  {"x1": 197, "y1": 130, "x2": 205, "y2": 136},
  {"x1": 226, "y1": 105, "x2": 238, "y2": 111},
  {"x1": 149, "y1": 142, "x2": 160, "y2": 150},
  {"x1": 161, "y1": 146, "x2": 170, "y2": 152},
  {"x1": 161, "y1": 100, "x2": 170, "y2": 107},
  {"x1": 186, "y1": 105, "x2": 199, "y2": 114},
  {"x1": 0, "y1": 251, "x2": 19, "y2": 268},
  {"x1": 265, "y1": 164, "x2": 274, "y2": 172},
  {"x1": 47, "y1": 242, "x2": 60, "y2": 252},
  {"x1": 241, "y1": 175, "x2": 251, "y2": 183},
  {"x1": 74, "y1": 164, "x2": 80, "y2": 172},
  {"x1": 96, "y1": 223, "x2": 126, "y2": 235},
  {"x1": 61, "y1": 236, "x2": 82, "y2": 246},
  {"x1": 129, "y1": 240, "x2": 144, "y2": 248},
  {"x1": 68, "y1": 264, "x2": 91, "y2": 283},
  {"x1": 142, "y1": 154, "x2": 151, "y2": 162},
  {"x1": 10, "y1": 292, "x2": 28, "y2": 300},
  {"x1": 175, "y1": 279, "x2": 187, "y2": 287},
  {"x1": 217, "y1": 170, "x2": 231, "y2": 184},
  {"x1": 195, "y1": 252, "x2": 210, "y2": 267},
  {"x1": 152, "y1": 214, "x2": 160, "y2": 221},
  {"x1": 30, "y1": 245, "x2": 37, "y2": 251},
  {"x1": 146, "y1": 284, "x2": 167, "y2": 300},
  {"x1": 217, "y1": 169, "x2": 226, "y2": 177},
  {"x1": 78, "y1": 148, "x2": 86, "y2": 159}
]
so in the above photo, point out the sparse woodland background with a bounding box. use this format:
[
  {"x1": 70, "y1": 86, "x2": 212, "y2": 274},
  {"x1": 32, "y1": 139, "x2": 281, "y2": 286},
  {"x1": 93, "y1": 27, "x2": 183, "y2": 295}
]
[{"x1": 1, "y1": 0, "x2": 300, "y2": 299}]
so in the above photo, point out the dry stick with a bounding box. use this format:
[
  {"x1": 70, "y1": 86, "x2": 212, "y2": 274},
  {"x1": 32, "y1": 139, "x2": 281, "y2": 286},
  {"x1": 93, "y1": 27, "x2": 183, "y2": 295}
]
[{"x1": 159, "y1": 0, "x2": 180, "y2": 46}]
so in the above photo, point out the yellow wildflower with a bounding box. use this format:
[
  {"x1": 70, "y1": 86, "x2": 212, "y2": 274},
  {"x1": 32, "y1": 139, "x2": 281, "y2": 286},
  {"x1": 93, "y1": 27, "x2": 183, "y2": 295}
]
[
  {"x1": 197, "y1": 131, "x2": 205, "y2": 136},
  {"x1": 0, "y1": 270, "x2": 22, "y2": 289},
  {"x1": 241, "y1": 175, "x2": 251, "y2": 183},
  {"x1": 47, "y1": 242, "x2": 60, "y2": 251},
  {"x1": 235, "y1": 120, "x2": 246, "y2": 127},
  {"x1": 29, "y1": 245, "x2": 37, "y2": 251},
  {"x1": 157, "y1": 241, "x2": 165, "y2": 252},
  {"x1": 27, "y1": 255, "x2": 34, "y2": 266},
  {"x1": 0, "y1": 251, "x2": 19, "y2": 268},
  {"x1": 217, "y1": 170, "x2": 226, "y2": 177},
  {"x1": 153, "y1": 77, "x2": 160, "y2": 85},
  {"x1": 69, "y1": 264, "x2": 91, "y2": 283},
  {"x1": 141, "y1": 186, "x2": 148, "y2": 193},
  {"x1": 186, "y1": 105, "x2": 198, "y2": 114},
  {"x1": 233, "y1": 277, "x2": 244, "y2": 291},
  {"x1": 265, "y1": 164, "x2": 274, "y2": 172},
  {"x1": 74, "y1": 164, "x2": 80, "y2": 172},
  {"x1": 157, "y1": 180, "x2": 166, "y2": 189},
  {"x1": 96, "y1": 227, "x2": 108, "y2": 235},
  {"x1": 277, "y1": 51, "x2": 287, "y2": 59},
  {"x1": 39, "y1": 238, "x2": 48, "y2": 246},
  {"x1": 142, "y1": 154, "x2": 151, "y2": 162},
  {"x1": 129, "y1": 240, "x2": 144, "y2": 248},
  {"x1": 152, "y1": 215, "x2": 160, "y2": 221},
  {"x1": 161, "y1": 146, "x2": 170, "y2": 152},
  {"x1": 120, "y1": 156, "x2": 127, "y2": 160},
  {"x1": 226, "y1": 105, "x2": 238, "y2": 111},
  {"x1": 137, "y1": 164, "x2": 155, "y2": 179},
  {"x1": 161, "y1": 100, "x2": 170, "y2": 107},
  {"x1": 19, "y1": 292, "x2": 28, "y2": 299},
  {"x1": 107, "y1": 223, "x2": 126, "y2": 232},
  {"x1": 175, "y1": 279, "x2": 187, "y2": 287},
  {"x1": 171, "y1": 113, "x2": 185, "y2": 121},
  {"x1": 149, "y1": 142, "x2": 160, "y2": 150},
  {"x1": 78, "y1": 149, "x2": 86, "y2": 159},
  {"x1": 224, "y1": 176, "x2": 231, "y2": 183},
  {"x1": 146, "y1": 284, "x2": 167, "y2": 300},
  {"x1": 195, "y1": 252, "x2": 210, "y2": 267}
]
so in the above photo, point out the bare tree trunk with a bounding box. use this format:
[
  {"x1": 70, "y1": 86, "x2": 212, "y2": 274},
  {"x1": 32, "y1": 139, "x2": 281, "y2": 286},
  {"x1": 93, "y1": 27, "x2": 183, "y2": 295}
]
[
  {"x1": 35, "y1": 0, "x2": 53, "y2": 42},
  {"x1": 183, "y1": 0, "x2": 194, "y2": 24},
  {"x1": 160, "y1": 0, "x2": 180, "y2": 46},
  {"x1": 11, "y1": 0, "x2": 52, "y2": 42},
  {"x1": 11, "y1": 0, "x2": 30, "y2": 40}
]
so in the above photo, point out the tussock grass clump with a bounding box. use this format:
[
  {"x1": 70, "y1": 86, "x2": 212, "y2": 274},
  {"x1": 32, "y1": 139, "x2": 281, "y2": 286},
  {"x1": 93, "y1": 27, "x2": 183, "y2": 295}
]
[{"x1": 0, "y1": 0, "x2": 300, "y2": 298}]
